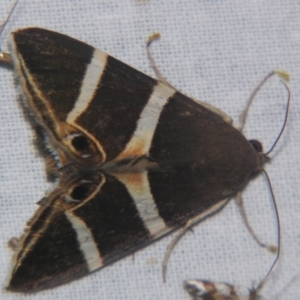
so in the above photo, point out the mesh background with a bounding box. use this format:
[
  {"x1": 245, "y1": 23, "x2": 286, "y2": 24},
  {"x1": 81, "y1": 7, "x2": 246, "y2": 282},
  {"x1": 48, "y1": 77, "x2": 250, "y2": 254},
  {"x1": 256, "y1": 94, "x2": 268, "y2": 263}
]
[{"x1": 0, "y1": 0, "x2": 299, "y2": 299}]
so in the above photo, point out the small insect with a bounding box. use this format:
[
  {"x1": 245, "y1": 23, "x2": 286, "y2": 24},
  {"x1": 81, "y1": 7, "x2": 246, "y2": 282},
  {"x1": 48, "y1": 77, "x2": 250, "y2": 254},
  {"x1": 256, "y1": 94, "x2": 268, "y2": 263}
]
[
  {"x1": 184, "y1": 274, "x2": 298, "y2": 300},
  {"x1": 184, "y1": 279, "x2": 266, "y2": 300}
]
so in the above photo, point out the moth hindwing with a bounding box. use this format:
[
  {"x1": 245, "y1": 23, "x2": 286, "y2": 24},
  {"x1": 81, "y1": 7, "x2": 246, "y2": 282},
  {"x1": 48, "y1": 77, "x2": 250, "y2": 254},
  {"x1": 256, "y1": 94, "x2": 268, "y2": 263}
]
[{"x1": 4, "y1": 28, "x2": 270, "y2": 292}]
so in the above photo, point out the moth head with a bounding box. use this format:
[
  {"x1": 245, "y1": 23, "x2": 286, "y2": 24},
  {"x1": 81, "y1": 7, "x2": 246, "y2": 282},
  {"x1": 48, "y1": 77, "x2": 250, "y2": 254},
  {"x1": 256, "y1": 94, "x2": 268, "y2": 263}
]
[
  {"x1": 248, "y1": 139, "x2": 270, "y2": 175},
  {"x1": 58, "y1": 124, "x2": 105, "y2": 167}
]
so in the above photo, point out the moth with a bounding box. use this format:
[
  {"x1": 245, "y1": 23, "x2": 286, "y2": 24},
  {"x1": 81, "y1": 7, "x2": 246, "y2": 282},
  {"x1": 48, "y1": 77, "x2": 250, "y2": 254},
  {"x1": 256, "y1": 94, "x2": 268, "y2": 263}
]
[
  {"x1": 0, "y1": 8, "x2": 289, "y2": 294},
  {"x1": 184, "y1": 279, "x2": 266, "y2": 300}
]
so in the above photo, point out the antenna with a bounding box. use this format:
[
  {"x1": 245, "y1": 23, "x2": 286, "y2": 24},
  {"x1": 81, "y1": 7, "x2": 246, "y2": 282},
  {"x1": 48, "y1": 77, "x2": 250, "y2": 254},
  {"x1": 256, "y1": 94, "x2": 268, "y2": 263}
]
[
  {"x1": 265, "y1": 80, "x2": 290, "y2": 155},
  {"x1": 236, "y1": 71, "x2": 290, "y2": 256},
  {"x1": 239, "y1": 70, "x2": 290, "y2": 133}
]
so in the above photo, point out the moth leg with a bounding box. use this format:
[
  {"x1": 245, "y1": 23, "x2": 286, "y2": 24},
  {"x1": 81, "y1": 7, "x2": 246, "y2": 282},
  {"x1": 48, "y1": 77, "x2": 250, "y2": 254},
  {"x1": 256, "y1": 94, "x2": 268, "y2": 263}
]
[
  {"x1": 162, "y1": 198, "x2": 229, "y2": 282},
  {"x1": 0, "y1": 52, "x2": 12, "y2": 65},
  {"x1": 235, "y1": 191, "x2": 277, "y2": 253},
  {"x1": 0, "y1": 0, "x2": 19, "y2": 66},
  {"x1": 162, "y1": 219, "x2": 194, "y2": 282},
  {"x1": 146, "y1": 33, "x2": 176, "y2": 89},
  {"x1": 146, "y1": 34, "x2": 234, "y2": 126},
  {"x1": 0, "y1": 0, "x2": 17, "y2": 67}
]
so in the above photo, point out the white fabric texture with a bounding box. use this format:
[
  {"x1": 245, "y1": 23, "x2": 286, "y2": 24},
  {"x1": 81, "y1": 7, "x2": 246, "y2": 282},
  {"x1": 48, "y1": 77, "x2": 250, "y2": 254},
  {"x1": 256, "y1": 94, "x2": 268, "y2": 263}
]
[{"x1": 0, "y1": 0, "x2": 299, "y2": 299}]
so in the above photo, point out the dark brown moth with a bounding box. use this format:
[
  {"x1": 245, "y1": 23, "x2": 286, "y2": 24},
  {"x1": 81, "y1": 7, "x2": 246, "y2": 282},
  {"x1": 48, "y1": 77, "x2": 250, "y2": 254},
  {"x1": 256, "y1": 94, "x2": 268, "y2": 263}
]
[{"x1": 0, "y1": 8, "x2": 289, "y2": 293}]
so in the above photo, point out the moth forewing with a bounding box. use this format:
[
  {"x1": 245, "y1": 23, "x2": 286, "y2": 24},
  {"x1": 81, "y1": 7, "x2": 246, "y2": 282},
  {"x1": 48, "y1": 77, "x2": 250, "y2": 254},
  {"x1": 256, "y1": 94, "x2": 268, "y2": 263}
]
[
  {"x1": 1, "y1": 26, "x2": 282, "y2": 292},
  {"x1": 9, "y1": 28, "x2": 264, "y2": 171}
]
